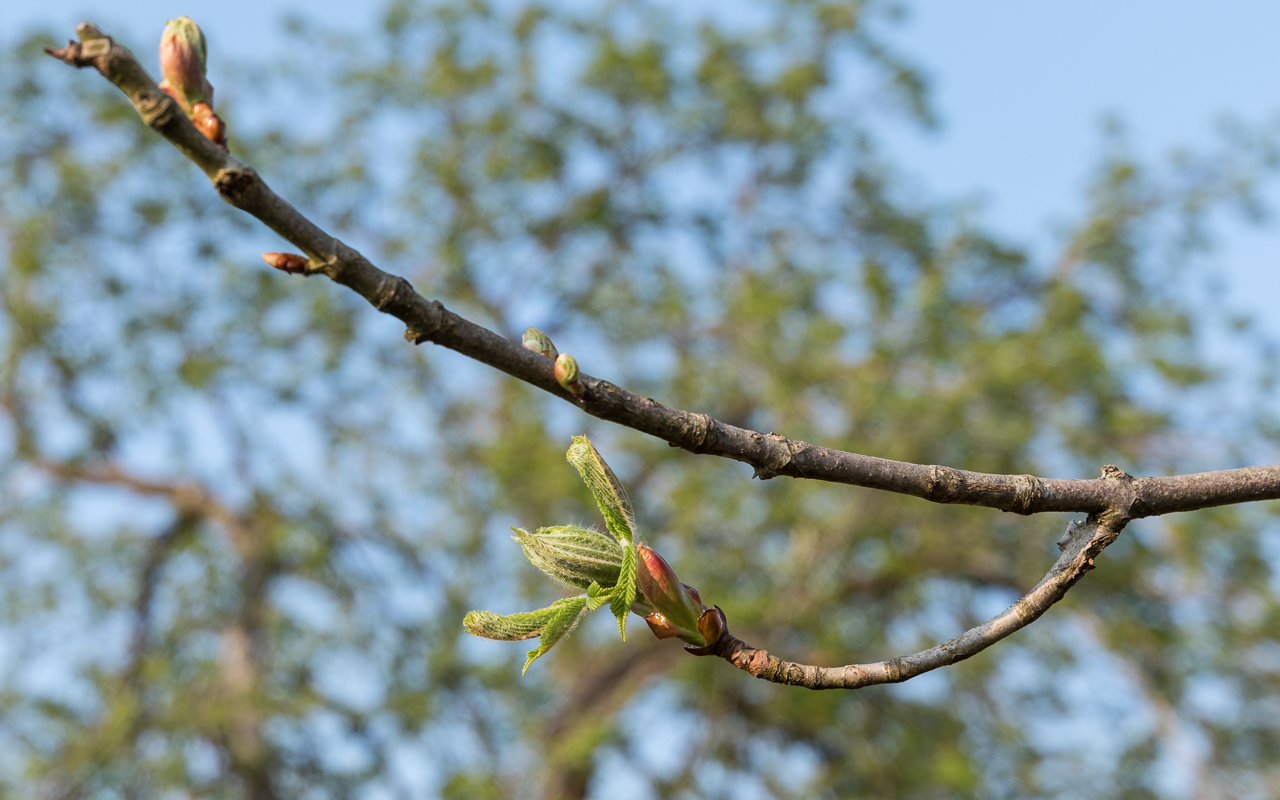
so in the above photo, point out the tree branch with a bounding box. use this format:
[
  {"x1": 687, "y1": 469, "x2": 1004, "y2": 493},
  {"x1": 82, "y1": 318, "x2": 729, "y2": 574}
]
[
  {"x1": 43, "y1": 24, "x2": 1280, "y2": 692},
  {"x1": 35, "y1": 457, "x2": 254, "y2": 550},
  {"x1": 688, "y1": 514, "x2": 1125, "y2": 689},
  {"x1": 44, "y1": 23, "x2": 1280, "y2": 520},
  {"x1": 124, "y1": 514, "x2": 193, "y2": 687}
]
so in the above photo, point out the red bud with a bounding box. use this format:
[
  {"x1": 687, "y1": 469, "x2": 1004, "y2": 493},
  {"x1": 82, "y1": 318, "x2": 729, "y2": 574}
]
[
  {"x1": 262, "y1": 252, "x2": 309, "y2": 274},
  {"x1": 190, "y1": 103, "x2": 228, "y2": 150},
  {"x1": 636, "y1": 545, "x2": 707, "y2": 646},
  {"x1": 696, "y1": 606, "x2": 726, "y2": 647}
]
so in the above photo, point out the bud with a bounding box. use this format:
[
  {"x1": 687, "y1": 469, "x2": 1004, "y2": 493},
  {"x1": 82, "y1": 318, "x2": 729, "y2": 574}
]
[
  {"x1": 522, "y1": 327, "x2": 558, "y2": 359},
  {"x1": 191, "y1": 103, "x2": 228, "y2": 151},
  {"x1": 554, "y1": 352, "x2": 585, "y2": 396},
  {"x1": 512, "y1": 526, "x2": 624, "y2": 591},
  {"x1": 158, "y1": 16, "x2": 212, "y2": 115},
  {"x1": 262, "y1": 252, "x2": 309, "y2": 274},
  {"x1": 696, "y1": 606, "x2": 727, "y2": 646},
  {"x1": 636, "y1": 544, "x2": 708, "y2": 647}
]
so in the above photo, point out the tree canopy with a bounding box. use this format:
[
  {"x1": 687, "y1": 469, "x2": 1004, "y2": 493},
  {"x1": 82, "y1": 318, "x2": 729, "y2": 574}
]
[{"x1": 5, "y1": 1, "x2": 1280, "y2": 797}]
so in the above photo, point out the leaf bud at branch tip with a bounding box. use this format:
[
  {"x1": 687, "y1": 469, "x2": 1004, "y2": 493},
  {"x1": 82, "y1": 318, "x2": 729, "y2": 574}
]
[
  {"x1": 555, "y1": 352, "x2": 585, "y2": 397},
  {"x1": 159, "y1": 17, "x2": 228, "y2": 150},
  {"x1": 159, "y1": 17, "x2": 211, "y2": 114},
  {"x1": 522, "y1": 327, "x2": 558, "y2": 359},
  {"x1": 262, "y1": 252, "x2": 309, "y2": 275}
]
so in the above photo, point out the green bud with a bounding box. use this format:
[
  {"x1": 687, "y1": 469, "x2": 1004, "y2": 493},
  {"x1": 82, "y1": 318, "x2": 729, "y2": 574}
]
[
  {"x1": 554, "y1": 352, "x2": 584, "y2": 396},
  {"x1": 512, "y1": 526, "x2": 624, "y2": 591},
  {"x1": 636, "y1": 544, "x2": 708, "y2": 647},
  {"x1": 522, "y1": 327, "x2": 558, "y2": 359},
  {"x1": 159, "y1": 16, "x2": 212, "y2": 115}
]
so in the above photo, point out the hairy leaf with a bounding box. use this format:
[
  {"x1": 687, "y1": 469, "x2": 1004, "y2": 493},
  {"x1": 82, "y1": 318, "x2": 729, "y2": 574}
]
[
  {"x1": 512, "y1": 525, "x2": 625, "y2": 590},
  {"x1": 522, "y1": 596, "x2": 589, "y2": 674},
  {"x1": 463, "y1": 605, "x2": 560, "y2": 642},
  {"x1": 610, "y1": 543, "x2": 637, "y2": 640},
  {"x1": 566, "y1": 435, "x2": 637, "y2": 545}
]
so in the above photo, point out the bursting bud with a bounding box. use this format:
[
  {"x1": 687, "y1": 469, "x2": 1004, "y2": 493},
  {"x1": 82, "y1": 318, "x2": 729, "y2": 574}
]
[
  {"x1": 159, "y1": 17, "x2": 212, "y2": 115},
  {"x1": 512, "y1": 526, "x2": 625, "y2": 591},
  {"x1": 636, "y1": 544, "x2": 719, "y2": 647},
  {"x1": 522, "y1": 327, "x2": 558, "y2": 359},
  {"x1": 555, "y1": 352, "x2": 585, "y2": 396}
]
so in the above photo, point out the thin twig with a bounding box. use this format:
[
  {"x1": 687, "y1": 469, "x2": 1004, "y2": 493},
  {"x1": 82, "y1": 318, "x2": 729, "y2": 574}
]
[{"x1": 688, "y1": 515, "x2": 1125, "y2": 689}]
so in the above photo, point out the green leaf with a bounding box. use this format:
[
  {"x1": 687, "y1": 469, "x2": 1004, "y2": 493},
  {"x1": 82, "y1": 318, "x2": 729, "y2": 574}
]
[
  {"x1": 609, "y1": 543, "x2": 637, "y2": 640},
  {"x1": 463, "y1": 605, "x2": 560, "y2": 642},
  {"x1": 566, "y1": 435, "x2": 637, "y2": 545},
  {"x1": 522, "y1": 596, "x2": 589, "y2": 674},
  {"x1": 585, "y1": 581, "x2": 610, "y2": 611},
  {"x1": 512, "y1": 525, "x2": 625, "y2": 591}
]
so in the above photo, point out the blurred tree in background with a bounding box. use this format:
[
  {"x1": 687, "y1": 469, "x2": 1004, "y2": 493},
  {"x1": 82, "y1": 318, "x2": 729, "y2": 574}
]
[{"x1": 4, "y1": 0, "x2": 1280, "y2": 797}]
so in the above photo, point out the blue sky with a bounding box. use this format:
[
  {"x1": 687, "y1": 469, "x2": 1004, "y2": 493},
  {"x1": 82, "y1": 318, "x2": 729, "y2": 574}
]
[
  {"x1": 8, "y1": 0, "x2": 1280, "y2": 326},
  {"x1": 889, "y1": 2, "x2": 1280, "y2": 333}
]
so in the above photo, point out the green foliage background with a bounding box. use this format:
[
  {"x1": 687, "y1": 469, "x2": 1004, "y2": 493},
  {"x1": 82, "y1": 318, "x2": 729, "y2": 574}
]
[{"x1": 3, "y1": 0, "x2": 1280, "y2": 797}]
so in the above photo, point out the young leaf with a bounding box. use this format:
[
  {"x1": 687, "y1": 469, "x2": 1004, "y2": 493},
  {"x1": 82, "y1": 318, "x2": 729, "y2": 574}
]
[
  {"x1": 586, "y1": 581, "x2": 610, "y2": 611},
  {"x1": 609, "y1": 542, "x2": 638, "y2": 640},
  {"x1": 566, "y1": 435, "x2": 637, "y2": 545},
  {"x1": 522, "y1": 596, "x2": 589, "y2": 674},
  {"x1": 464, "y1": 604, "x2": 561, "y2": 642},
  {"x1": 512, "y1": 525, "x2": 625, "y2": 590}
]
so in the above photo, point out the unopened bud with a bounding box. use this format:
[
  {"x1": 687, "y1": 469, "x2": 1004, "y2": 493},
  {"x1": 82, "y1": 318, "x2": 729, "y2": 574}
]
[
  {"x1": 191, "y1": 102, "x2": 228, "y2": 150},
  {"x1": 159, "y1": 17, "x2": 212, "y2": 115},
  {"x1": 522, "y1": 327, "x2": 558, "y2": 359},
  {"x1": 636, "y1": 544, "x2": 708, "y2": 646},
  {"x1": 555, "y1": 352, "x2": 584, "y2": 396},
  {"x1": 262, "y1": 252, "x2": 309, "y2": 274},
  {"x1": 696, "y1": 606, "x2": 726, "y2": 647}
]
